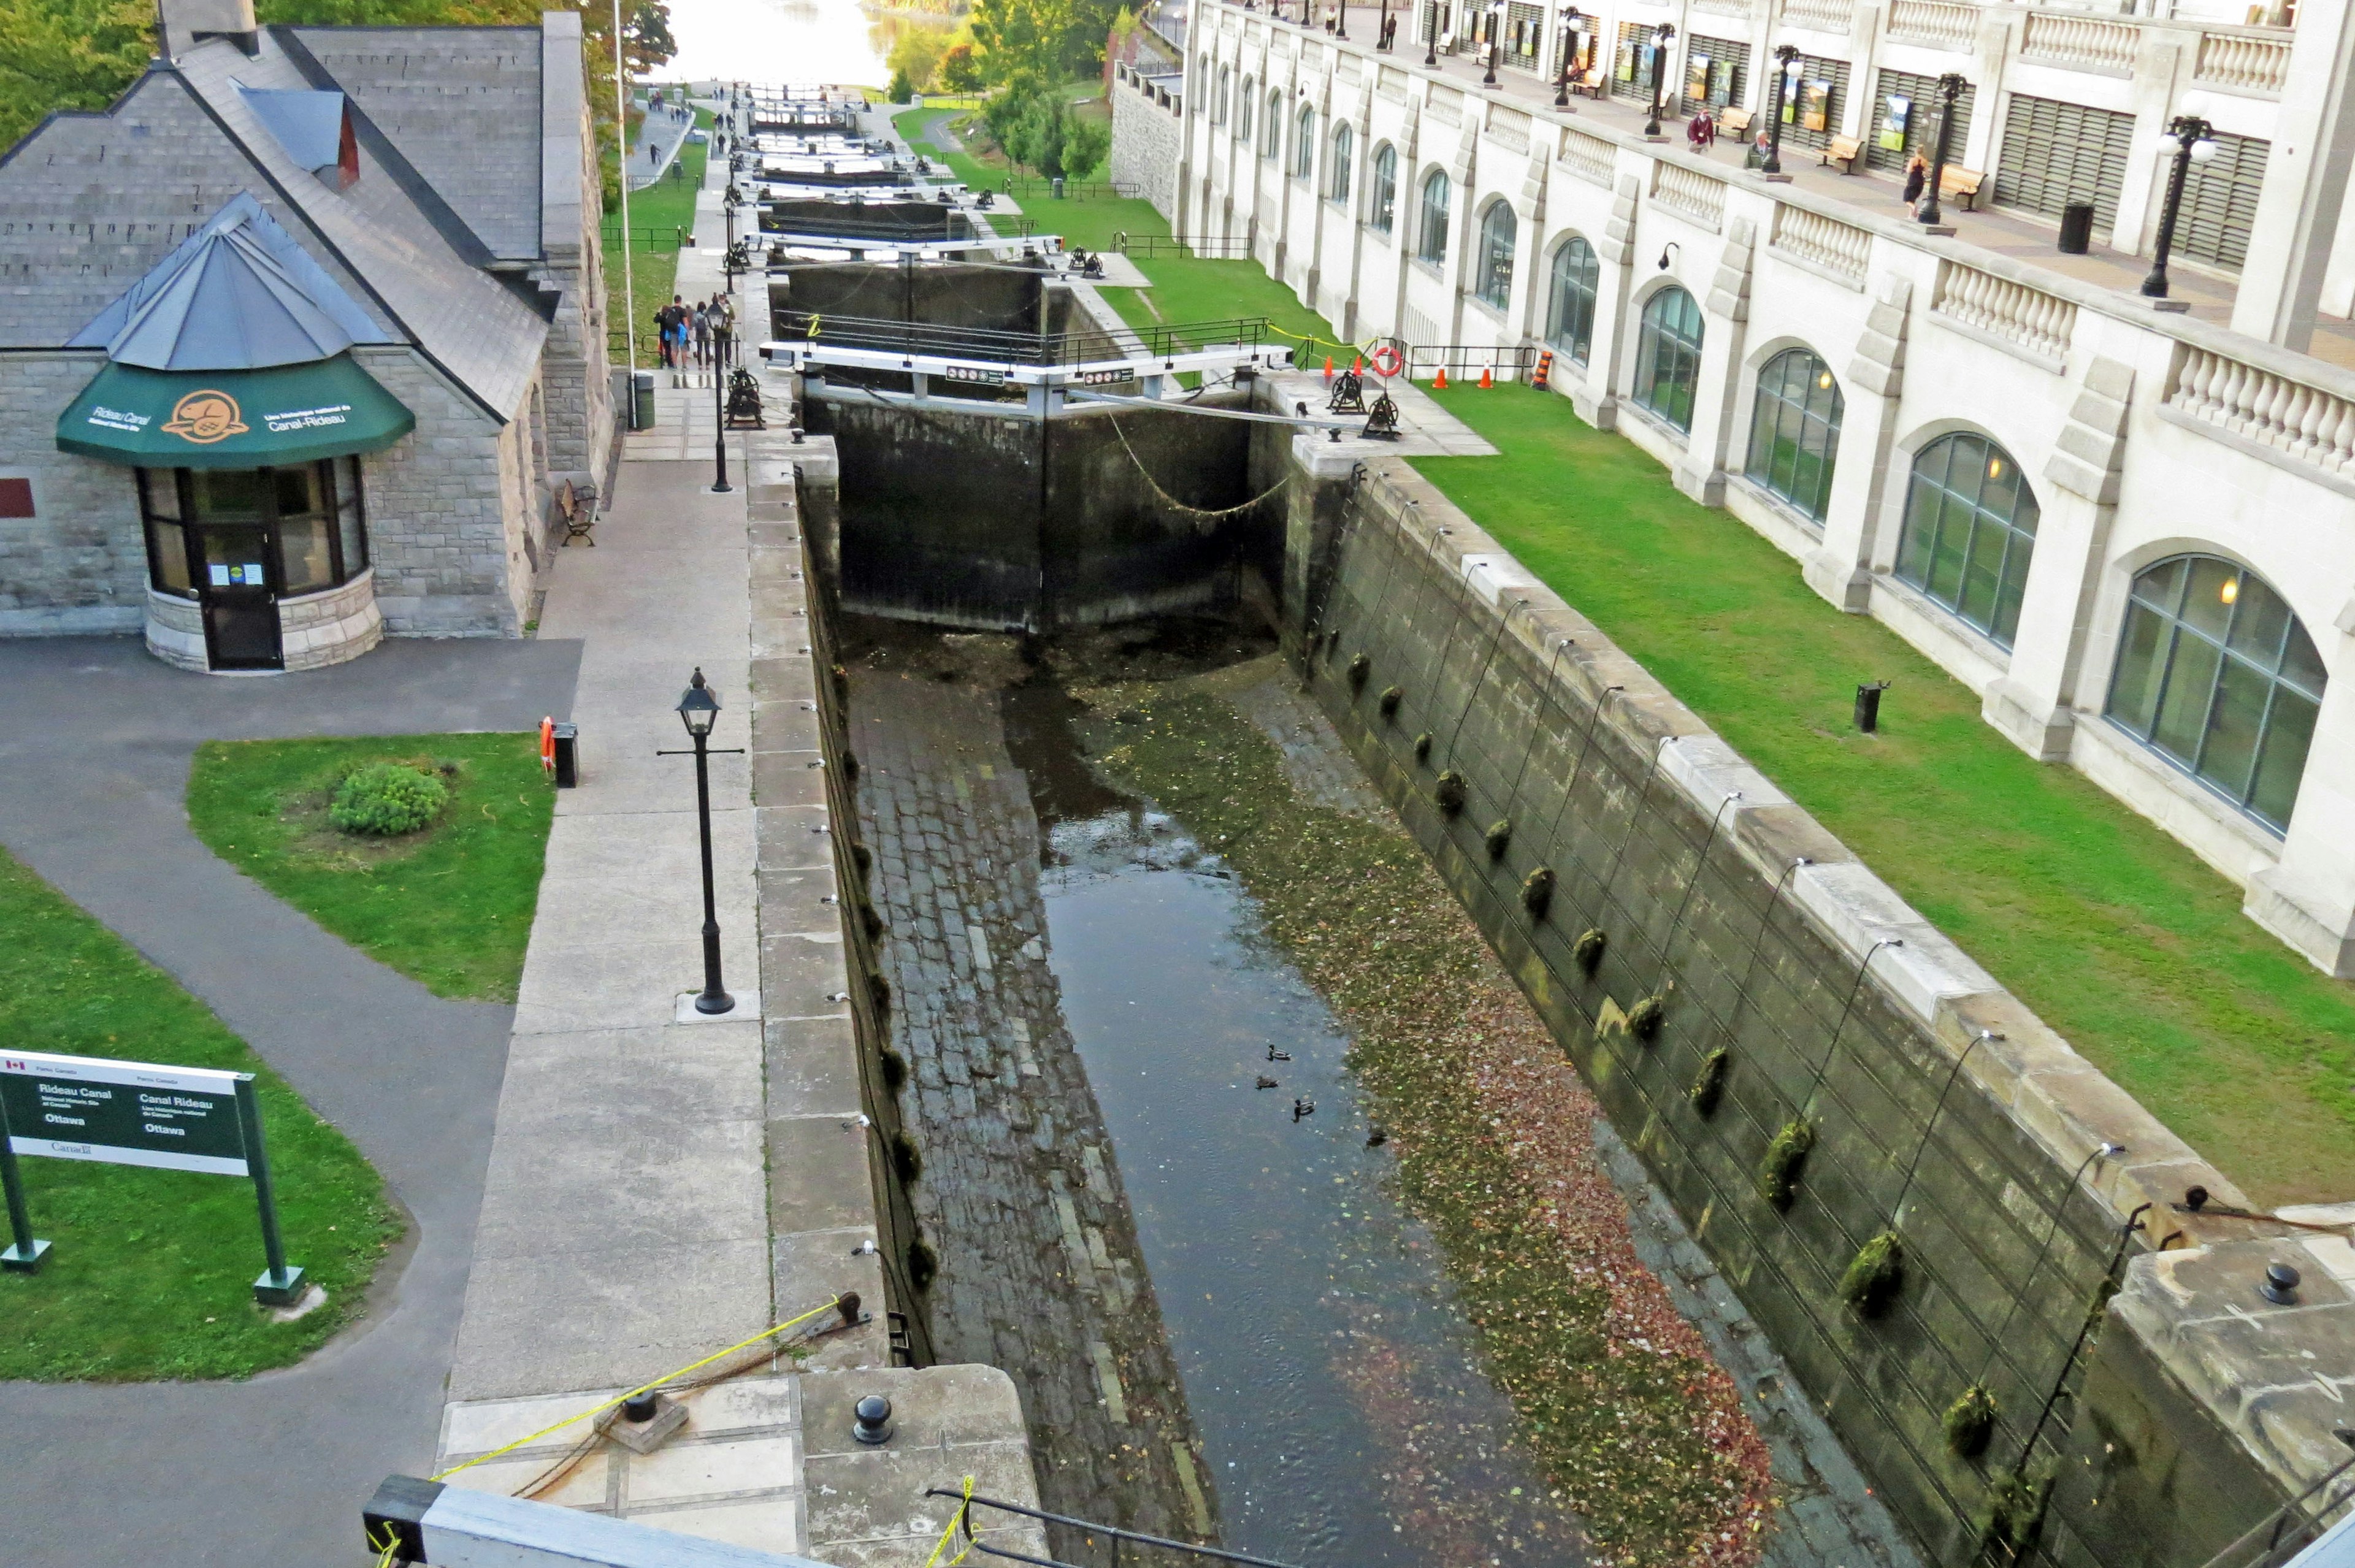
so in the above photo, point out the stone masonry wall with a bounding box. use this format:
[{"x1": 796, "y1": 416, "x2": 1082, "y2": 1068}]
[
  {"x1": 0, "y1": 352, "x2": 151, "y2": 636},
  {"x1": 1110, "y1": 69, "x2": 1181, "y2": 225},
  {"x1": 1284, "y1": 445, "x2": 2324, "y2": 1568},
  {"x1": 358, "y1": 348, "x2": 530, "y2": 638}
]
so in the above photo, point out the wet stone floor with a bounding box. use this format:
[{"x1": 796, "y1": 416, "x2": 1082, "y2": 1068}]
[{"x1": 844, "y1": 618, "x2": 1579, "y2": 1566}]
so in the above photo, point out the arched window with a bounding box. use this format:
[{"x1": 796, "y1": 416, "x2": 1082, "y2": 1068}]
[
  {"x1": 2105, "y1": 557, "x2": 2326, "y2": 832},
  {"x1": 1894, "y1": 432, "x2": 2039, "y2": 647},
  {"x1": 1238, "y1": 77, "x2": 1255, "y2": 141},
  {"x1": 1745, "y1": 349, "x2": 1844, "y2": 522},
  {"x1": 1371, "y1": 143, "x2": 1398, "y2": 234},
  {"x1": 1417, "y1": 169, "x2": 1452, "y2": 265},
  {"x1": 1294, "y1": 104, "x2": 1316, "y2": 179},
  {"x1": 1547, "y1": 237, "x2": 1598, "y2": 364},
  {"x1": 1633, "y1": 286, "x2": 1704, "y2": 433},
  {"x1": 1216, "y1": 66, "x2": 1231, "y2": 124},
  {"x1": 1330, "y1": 122, "x2": 1354, "y2": 202},
  {"x1": 1474, "y1": 201, "x2": 1517, "y2": 309},
  {"x1": 1265, "y1": 90, "x2": 1282, "y2": 158}
]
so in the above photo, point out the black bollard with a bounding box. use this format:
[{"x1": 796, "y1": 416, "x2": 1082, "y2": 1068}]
[{"x1": 1854, "y1": 681, "x2": 1891, "y2": 733}]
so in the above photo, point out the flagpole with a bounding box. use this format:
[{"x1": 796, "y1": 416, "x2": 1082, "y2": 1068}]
[{"x1": 613, "y1": 0, "x2": 638, "y2": 374}]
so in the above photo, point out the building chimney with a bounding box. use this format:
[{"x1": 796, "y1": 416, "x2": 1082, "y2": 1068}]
[{"x1": 159, "y1": 0, "x2": 259, "y2": 59}]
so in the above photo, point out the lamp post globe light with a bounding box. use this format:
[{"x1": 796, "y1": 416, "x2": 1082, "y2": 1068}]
[
  {"x1": 675, "y1": 668, "x2": 735, "y2": 1016},
  {"x1": 1764, "y1": 44, "x2": 1800, "y2": 175},
  {"x1": 1425, "y1": 0, "x2": 1439, "y2": 66},
  {"x1": 1644, "y1": 23, "x2": 1675, "y2": 139},
  {"x1": 1553, "y1": 7, "x2": 1582, "y2": 107},
  {"x1": 2143, "y1": 115, "x2": 2218, "y2": 300}
]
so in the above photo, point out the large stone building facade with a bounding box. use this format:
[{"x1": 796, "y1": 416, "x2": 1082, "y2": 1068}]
[
  {"x1": 0, "y1": 2, "x2": 613, "y2": 668},
  {"x1": 1170, "y1": 0, "x2": 2355, "y2": 975}
]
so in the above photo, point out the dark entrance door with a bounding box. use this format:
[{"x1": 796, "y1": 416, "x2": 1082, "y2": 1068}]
[{"x1": 191, "y1": 521, "x2": 282, "y2": 670}]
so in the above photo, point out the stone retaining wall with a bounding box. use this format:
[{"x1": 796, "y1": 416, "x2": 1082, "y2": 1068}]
[{"x1": 1282, "y1": 440, "x2": 2345, "y2": 1568}]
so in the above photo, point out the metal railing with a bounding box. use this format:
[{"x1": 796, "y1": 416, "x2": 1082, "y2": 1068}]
[
  {"x1": 1371, "y1": 337, "x2": 1542, "y2": 380},
  {"x1": 599, "y1": 223, "x2": 695, "y2": 250},
  {"x1": 924, "y1": 1488, "x2": 1300, "y2": 1568},
  {"x1": 775, "y1": 311, "x2": 1269, "y2": 367},
  {"x1": 2186, "y1": 1449, "x2": 2355, "y2": 1568},
  {"x1": 1116, "y1": 234, "x2": 1257, "y2": 259}
]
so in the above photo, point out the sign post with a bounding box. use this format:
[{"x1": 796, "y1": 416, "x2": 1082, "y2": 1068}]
[{"x1": 0, "y1": 1050, "x2": 304, "y2": 1304}]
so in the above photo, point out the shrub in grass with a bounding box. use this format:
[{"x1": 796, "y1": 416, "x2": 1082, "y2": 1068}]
[
  {"x1": 1945, "y1": 1383, "x2": 1998, "y2": 1458},
  {"x1": 1434, "y1": 770, "x2": 1468, "y2": 816},
  {"x1": 1520, "y1": 865, "x2": 1555, "y2": 919},
  {"x1": 1840, "y1": 1230, "x2": 1906, "y2": 1316},
  {"x1": 1689, "y1": 1047, "x2": 1729, "y2": 1115},
  {"x1": 1758, "y1": 1117, "x2": 1815, "y2": 1209},
  {"x1": 1379, "y1": 685, "x2": 1403, "y2": 721},
  {"x1": 1484, "y1": 818, "x2": 1512, "y2": 860},
  {"x1": 329, "y1": 762, "x2": 448, "y2": 838}
]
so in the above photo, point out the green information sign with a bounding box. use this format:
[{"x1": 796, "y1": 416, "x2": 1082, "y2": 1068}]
[{"x1": 0, "y1": 1049, "x2": 305, "y2": 1302}]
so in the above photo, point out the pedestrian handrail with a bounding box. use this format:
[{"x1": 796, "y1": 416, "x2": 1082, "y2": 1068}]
[
  {"x1": 1371, "y1": 337, "x2": 1541, "y2": 380},
  {"x1": 776, "y1": 312, "x2": 1269, "y2": 368},
  {"x1": 1116, "y1": 234, "x2": 1257, "y2": 259},
  {"x1": 923, "y1": 1487, "x2": 1302, "y2": 1568}
]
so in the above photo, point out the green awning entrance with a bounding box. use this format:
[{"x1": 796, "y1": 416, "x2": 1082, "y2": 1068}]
[{"x1": 56, "y1": 354, "x2": 414, "y2": 469}]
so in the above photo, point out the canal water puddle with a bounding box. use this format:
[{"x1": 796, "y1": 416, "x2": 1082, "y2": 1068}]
[{"x1": 1003, "y1": 682, "x2": 1582, "y2": 1567}]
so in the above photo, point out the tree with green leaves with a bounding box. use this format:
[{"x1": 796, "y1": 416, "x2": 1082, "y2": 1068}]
[
  {"x1": 968, "y1": 0, "x2": 1123, "y2": 85},
  {"x1": 987, "y1": 82, "x2": 1110, "y2": 181}
]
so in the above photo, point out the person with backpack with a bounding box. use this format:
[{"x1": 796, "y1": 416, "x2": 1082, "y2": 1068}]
[{"x1": 692, "y1": 300, "x2": 711, "y2": 370}]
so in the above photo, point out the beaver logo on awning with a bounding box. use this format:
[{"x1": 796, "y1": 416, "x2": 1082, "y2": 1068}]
[{"x1": 161, "y1": 390, "x2": 250, "y2": 445}]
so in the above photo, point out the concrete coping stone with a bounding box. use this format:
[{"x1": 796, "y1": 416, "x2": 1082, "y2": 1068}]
[{"x1": 1345, "y1": 453, "x2": 2253, "y2": 1239}]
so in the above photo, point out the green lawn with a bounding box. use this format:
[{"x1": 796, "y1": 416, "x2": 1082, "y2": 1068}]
[
  {"x1": 1409, "y1": 384, "x2": 2355, "y2": 1207},
  {"x1": 0, "y1": 849, "x2": 396, "y2": 1380},
  {"x1": 894, "y1": 103, "x2": 1355, "y2": 361},
  {"x1": 604, "y1": 105, "x2": 713, "y2": 365},
  {"x1": 186, "y1": 735, "x2": 555, "y2": 1004}
]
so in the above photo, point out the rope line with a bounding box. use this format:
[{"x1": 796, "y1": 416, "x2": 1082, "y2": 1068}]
[
  {"x1": 1106, "y1": 416, "x2": 1289, "y2": 525},
  {"x1": 430, "y1": 1296, "x2": 848, "y2": 1482},
  {"x1": 925, "y1": 1475, "x2": 978, "y2": 1568}
]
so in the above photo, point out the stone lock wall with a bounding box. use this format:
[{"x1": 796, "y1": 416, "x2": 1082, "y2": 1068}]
[
  {"x1": 1109, "y1": 64, "x2": 1183, "y2": 224},
  {"x1": 1283, "y1": 445, "x2": 2328, "y2": 1567}
]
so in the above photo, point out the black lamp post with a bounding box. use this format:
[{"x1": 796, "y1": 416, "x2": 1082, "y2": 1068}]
[
  {"x1": 1763, "y1": 44, "x2": 1799, "y2": 175},
  {"x1": 1425, "y1": 0, "x2": 1439, "y2": 65},
  {"x1": 1482, "y1": 1, "x2": 1502, "y2": 83},
  {"x1": 1643, "y1": 23, "x2": 1675, "y2": 139},
  {"x1": 1553, "y1": 7, "x2": 1583, "y2": 108},
  {"x1": 669, "y1": 670, "x2": 737, "y2": 1016},
  {"x1": 1376, "y1": 0, "x2": 1389, "y2": 47},
  {"x1": 1917, "y1": 71, "x2": 1967, "y2": 229},
  {"x1": 2142, "y1": 115, "x2": 2217, "y2": 299}
]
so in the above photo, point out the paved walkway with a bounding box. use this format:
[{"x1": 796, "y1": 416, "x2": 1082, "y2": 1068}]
[
  {"x1": 632, "y1": 99, "x2": 702, "y2": 191},
  {"x1": 0, "y1": 634, "x2": 580, "y2": 1568},
  {"x1": 1229, "y1": 2, "x2": 2355, "y2": 372}
]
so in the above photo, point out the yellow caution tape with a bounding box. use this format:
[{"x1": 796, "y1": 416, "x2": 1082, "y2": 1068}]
[
  {"x1": 924, "y1": 1475, "x2": 978, "y2": 1568},
  {"x1": 431, "y1": 1296, "x2": 849, "y2": 1482}
]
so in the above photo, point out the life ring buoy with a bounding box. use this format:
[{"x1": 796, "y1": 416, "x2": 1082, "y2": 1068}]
[{"x1": 1370, "y1": 343, "x2": 1406, "y2": 379}]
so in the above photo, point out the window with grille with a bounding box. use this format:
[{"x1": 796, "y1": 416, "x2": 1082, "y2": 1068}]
[
  {"x1": 1475, "y1": 201, "x2": 1517, "y2": 308},
  {"x1": 1330, "y1": 121, "x2": 1354, "y2": 203},
  {"x1": 1683, "y1": 35, "x2": 1750, "y2": 114},
  {"x1": 1894, "y1": 431, "x2": 2039, "y2": 647},
  {"x1": 2173, "y1": 129, "x2": 2267, "y2": 270},
  {"x1": 1868, "y1": 69, "x2": 1974, "y2": 173},
  {"x1": 1238, "y1": 77, "x2": 1255, "y2": 142},
  {"x1": 1295, "y1": 103, "x2": 1316, "y2": 180},
  {"x1": 1265, "y1": 90, "x2": 1283, "y2": 158},
  {"x1": 1745, "y1": 350, "x2": 1844, "y2": 522},
  {"x1": 1371, "y1": 142, "x2": 1398, "y2": 233},
  {"x1": 1995, "y1": 94, "x2": 2134, "y2": 235},
  {"x1": 2104, "y1": 555, "x2": 2323, "y2": 832},
  {"x1": 1633, "y1": 286, "x2": 1704, "y2": 433},
  {"x1": 1547, "y1": 236, "x2": 1598, "y2": 364}
]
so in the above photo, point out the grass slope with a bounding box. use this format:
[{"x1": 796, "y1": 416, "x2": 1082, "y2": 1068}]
[
  {"x1": 186, "y1": 735, "x2": 555, "y2": 1003},
  {"x1": 1409, "y1": 384, "x2": 2355, "y2": 1206},
  {"x1": 0, "y1": 849, "x2": 395, "y2": 1380},
  {"x1": 604, "y1": 106, "x2": 713, "y2": 365}
]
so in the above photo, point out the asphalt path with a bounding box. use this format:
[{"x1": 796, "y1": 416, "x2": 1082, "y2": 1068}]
[{"x1": 0, "y1": 634, "x2": 578, "y2": 1568}]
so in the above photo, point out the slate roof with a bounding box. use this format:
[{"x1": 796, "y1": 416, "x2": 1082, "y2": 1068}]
[
  {"x1": 0, "y1": 27, "x2": 553, "y2": 420},
  {"x1": 69, "y1": 191, "x2": 394, "y2": 369},
  {"x1": 285, "y1": 27, "x2": 544, "y2": 262}
]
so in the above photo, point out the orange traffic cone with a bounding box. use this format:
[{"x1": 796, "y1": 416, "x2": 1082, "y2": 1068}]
[
  {"x1": 1434, "y1": 367, "x2": 1449, "y2": 389},
  {"x1": 1351, "y1": 354, "x2": 1364, "y2": 375},
  {"x1": 1323, "y1": 355, "x2": 1334, "y2": 378},
  {"x1": 1479, "y1": 365, "x2": 1494, "y2": 389}
]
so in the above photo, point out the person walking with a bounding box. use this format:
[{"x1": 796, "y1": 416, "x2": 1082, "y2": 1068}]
[
  {"x1": 1902, "y1": 151, "x2": 1929, "y2": 215},
  {"x1": 1744, "y1": 124, "x2": 1773, "y2": 169},
  {"x1": 692, "y1": 300, "x2": 711, "y2": 371},
  {"x1": 1686, "y1": 106, "x2": 1717, "y2": 151},
  {"x1": 710, "y1": 294, "x2": 735, "y2": 371}
]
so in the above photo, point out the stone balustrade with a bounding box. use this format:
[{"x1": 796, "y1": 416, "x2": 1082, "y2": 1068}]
[
  {"x1": 1653, "y1": 161, "x2": 1726, "y2": 228},
  {"x1": 2194, "y1": 29, "x2": 2293, "y2": 96},
  {"x1": 1930, "y1": 261, "x2": 2077, "y2": 362},
  {"x1": 1769, "y1": 203, "x2": 1872, "y2": 283},
  {"x1": 1558, "y1": 126, "x2": 1617, "y2": 186},
  {"x1": 1885, "y1": 0, "x2": 1975, "y2": 50},
  {"x1": 2169, "y1": 346, "x2": 2355, "y2": 479},
  {"x1": 2019, "y1": 10, "x2": 2140, "y2": 74},
  {"x1": 1781, "y1": 0, "x2": 1852, "y2": 33}
]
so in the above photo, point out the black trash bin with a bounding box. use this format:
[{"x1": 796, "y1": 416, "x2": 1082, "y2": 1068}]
[
  {"x1": 551, "y1": 723, "x2": 580, "y2": 788},
  {"x1": 631, "y1": 370, "x2": 655, "y2": 430},
  {"x1": 2058, "y1": 202, "x2": 2095, "y2": 255}
]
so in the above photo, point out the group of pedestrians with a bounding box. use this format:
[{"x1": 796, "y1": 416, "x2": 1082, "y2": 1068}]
[{"x1": 654, "y1": 293, "x2": 735, "y2": 372}]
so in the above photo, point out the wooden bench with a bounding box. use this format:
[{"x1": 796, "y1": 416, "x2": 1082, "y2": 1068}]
[
  {"x1": 1939, "y1": 165, "x2": 1985, "y2": 210},
  {"x1": 1718, "y1": 105, "x2": 1753, "y2": 136},
  {"x1": 1569, "y1": 67, "x2": 1607, "y2": 101},
  {"x1": 555, "y1": 478, "x2": 596, "y2": 548},
  {"x1": 1820, "y1": 134, "x2": 1863, "y2": 173}
]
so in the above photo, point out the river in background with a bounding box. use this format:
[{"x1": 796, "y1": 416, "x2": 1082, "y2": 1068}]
[{"x1": 662, "y1": 0, "x2": 944, "y2": 90}]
